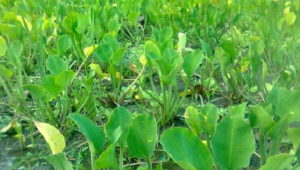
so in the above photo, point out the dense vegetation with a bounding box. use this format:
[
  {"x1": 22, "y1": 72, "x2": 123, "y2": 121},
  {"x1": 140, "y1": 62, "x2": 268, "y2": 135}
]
[{"x1": 0, "y1": 0, "x2": 300, "y2": 169}]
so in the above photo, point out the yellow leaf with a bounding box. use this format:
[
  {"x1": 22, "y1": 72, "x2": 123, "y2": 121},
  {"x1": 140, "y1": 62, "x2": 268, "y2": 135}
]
[
  {"x1": 212, "y1": 0, "x2": 218, "y2": 5},
  {"x1": 84, "y1": 45, "x2": 98, "y2": 57},
  {"x1": 130, "y1": 64, "x2": 139, "y2": 74},
  {"x1": 35, "y1": 121, "x2": 65, "y2": 154},
  {"x1": 139, "y1": 55, "x2": 147, "y2": 66},
  {"x1": 285, "y1": 12, "x2": 296, "y2": 26},
  {"x1": 228, "y1": 0, "x2": 232, "y2": 5},
  {"x1": 89, "y1": 63, "x2": 107, "y2": 81},
  {"x1": 17, "y1": 15, "x2": 32, "y2": 31},
  {"x1": 249, "y1": 36, "x2": 260, "y2": 42},
  {"x1": 283, "y1": 7, "x2": 290, "y2": 16},
  {"x1": 179, "y1": 89, "x2": 192, "y2": 97},
  {"x1": 116, "y1": 72, "x2": 123, "y2": 80}
]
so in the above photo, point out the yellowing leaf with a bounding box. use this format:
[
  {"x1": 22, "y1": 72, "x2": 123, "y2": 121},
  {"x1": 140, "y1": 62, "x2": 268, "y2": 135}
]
[
  {"x1": 212, "y1": 0, "x2": 218, "y2": 5},
  {"x1": 116, "y1": 72, "x2": 123, "y2": 80},
  {"x1": 35, "y1": 121, "x2": 65, "y2": 154},
  {"x1": 285, "y1": 12, "x2": 296, "y2": 26},
  {"x1": 0, "y1": 36, "x2": 7, "y2": 57},
  {"x1": 139, "y1": 55, "x2": 147, "y2": 66},
  {"x1": 17, "y1": 15, "x2": 32, "y2": 31},
  {"x1": 283, "y1": 7, "x2": 290, "y2": 16},
  {"x1": 89, "y1": 63, "x2": 107, "y2": 81},
  {"x1": 249, "y1": 36, "x2": 260, "y2": 42},
  {"x1": 130, "y1": 64, "x2": 139, "y2": 74},
  {"x1": 179, "y1": 89, "x2": 192, "y2": 97},
  {"x1": 84, "y1": 45, "x2": 98, "y2": 57},
  {"x1": 228, "y1": 0, "x2": 232, "y2": 5}
]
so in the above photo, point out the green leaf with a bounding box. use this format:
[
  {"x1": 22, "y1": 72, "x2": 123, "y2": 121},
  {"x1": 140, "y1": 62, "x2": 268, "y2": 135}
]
[
  {"x1": 68, "y1": 113, "x2": 105, "y2": 154},
  {"x1": 23, "y1": 84, "x2": 45, "y2": 99},
  {"x1": 127, "y1": 114, "x2": 157, "y2": 159},
  {"x1": 7, "y1": 40, "x2": 23, "y2": 64},
  {"x1": 34, "y1": 121, "x2": 65, "y2": 154},
  {"x1": 220, "y1": 40, "x2": 236, "y2": 59},
  {"x1": 0, "y1": 64, "x2": 13, "y2": 79},
  {"x1": 285, "y1": 12, "x2": 296, "y2": 26},
  {"x1": 160, "y1": 127, "x2": 213, "y2": 170},
  {"x1": 57, "y1": 34, "x2": 72, "y2": 54},
  {"x1": 105, "y1": 107, "x2": 132, "y2": 148},
  {"x1": 249, "y1": 105, "x2": 275, "y2": 133},
  {"x1": 43, "y1": 75, "x2": 63, "y2": 97},
  {"x1": 252, "y1": 40, "x2": 265, "y2": 55},
  {"x1": 200, "y1": 103, "x2": 218, "y2": 136},
  {"x1": 103, "y1": 33, "x2": 119, "y2": 52},
  {"x1": 95, "y1": 43, "x2": 113, "y2": 63},
  {"x1": 112, "y1": 47, "x2": 126, "y2": 66},
  {"x1": 55, "y1": 70, "x2": 75, "y2": 89},
  {"x1": 287, "y1": 128, "x2": 300, "y2": 151},
  {"x1": 46, "y1": 55, "x2": 68, "y2": 76},
  {"x1": 184, "y1": 106, "x2": 202, "y2": 136},
  {"x1": 200, "y1": 39, "x2": 212, "y2": 56},
  {"x1": 144, "y1": 41, "x2": 161, "y2": 67},
  {"x1": 183, "y1": 50, "x2": 203, "y2": 76},
  {"x1": 46, "y1": 153, "x2": 73, "y2": 170},
  {"x1": 275, "y1": 89, "x2": 300, "y2": 119},
  {"x1": 229, "y1": 102, "x2": 247, "y2": 118},
  {"x1": 158, "y1": 26, "x2": 173, "y2": 43},
  {"x1": 267, "y1": 114, "x2": 293, "y2": 155},
  {"x1": 62, "y1": 12, "x2": 78, "y2": 32},
  {"x1": 76, "y1": 13, "x2": 91, "y2": 34},
  {"x1": 0, "y1": 36, "x2": 7, "y2": 57},
  {"x1": 108, "y1": 19, "x2": 121, "y2": 34},
  {"x1": 260, "y1": 154, "x2": 294, "y2": 170},
  {"x1": 96, "y1": 144, "x2": 119, "y2": 170},
  {"x1": 211, "y1": 116, "x2": 255, "y2": 170},
  {"x1": 89, "y1": 63, "x2": 107, "y2": 81}
]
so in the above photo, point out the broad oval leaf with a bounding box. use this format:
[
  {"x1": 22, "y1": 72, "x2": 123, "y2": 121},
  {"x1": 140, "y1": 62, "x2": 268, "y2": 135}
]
[
  {"x1": 23, "y1": 84, "x2": 45, "y2": 99},
  {"x1": 160, "y1": 127, "x2": 213, "y2": 170},
  {"x1": 96, "y1": 144, "x2": 118, "y2": 170},
  {"x1": 0, "y1": 64, "x2": 13, "y2": 79},
  {"x1": 112, "y1": 47, "x2": 126, "y2": 66},
  {"x1": 0, "y1": 36, "x2": 7, "y2": 57},
  {"x1": 285, "y1": 12, "x2": 296, "y2": 26},
  {"x1": 249, "y1": 105, "x2": 275, "y2": 133},
  {"x1": 7, "y1": 41, "x2": 23, "y2": 64},
  {"x1": 62, "y1": 12, "x2": 78, "y2": 32},
  {"x1": 46, "y1": 55, "x2": 68, "y2": 76},
  {"x1": 144, "y1": 41, "x2": 161, "y2": 67},
  {"x1": 183, "y1": 50, "x2": 203, "y2": 76},
  {"x1": 35, "y1": 121, "x2": 65, "y2": 155},
  {"x1": 68, "y1": 113, "x2": 105, "y2": 154},
  {"x1": 158, "y1": 26, "x2": 173, "y2": 43},
  {"x1": 260, "y1": 154, "x2": 294, "y2": 170},
  {"x1": 105, "y1": 106, "x2": 133, "y2": 148},
  {"x1": 55, "y1": 70, "x2": 75, "y2": 89},
  {"x1": 200, "y1": 103, "x2": 219, "y2": 136},
  {"x1": 84, "y1": 45, "x2": 98, "y2": 57},
  {"x1": 46, "y1": 153, "x2": 73, "y2": 170},
  {"x1": 103, "y1": 33, "x2": 119, "y2": 52},
  {"x1": 211, "y1": 116, "x2": 255, "y2": 170},
  {"x1": 127, "y1": 114, "x2": 157, "y2": 158},
  {"x1": 95, "y1": 43, "x2": 113, "y2": 63},
  {"x1": 76, "y1": 13, "x2": 91, "y2": 34},
  {"x1": 57, "y1": 34, "x2": 72, "y2": 54},
  {"x1": 287, "y1": 128, "x2": 300, "y2": 151},
  {"x1": 184, "y1": 106, "x2": 202, "y2": 136},
  {"x1": 43, "y1": 75, "x2": 64, "y2": 97}
]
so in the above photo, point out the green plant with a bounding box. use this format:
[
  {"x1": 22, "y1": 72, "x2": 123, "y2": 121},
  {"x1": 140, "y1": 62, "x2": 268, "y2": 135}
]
[{"x1": 143, "y1": 30, "x2": 204, "y2": 125}]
